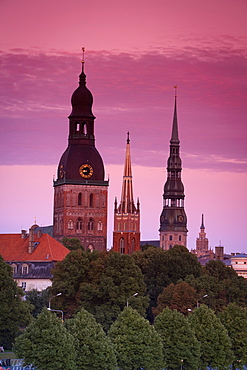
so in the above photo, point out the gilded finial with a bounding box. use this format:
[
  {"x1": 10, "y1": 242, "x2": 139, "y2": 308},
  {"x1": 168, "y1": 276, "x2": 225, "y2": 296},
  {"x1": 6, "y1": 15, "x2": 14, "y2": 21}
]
[
  {"x1": 82, "y1": 47, "x2": 85, "y2": 64},
  {"x1": 174, "y1": 85, "x2": 177, "y2": 97},
  {"x1": 127, "y1": 131, "x2": 130, "y2": 144}
]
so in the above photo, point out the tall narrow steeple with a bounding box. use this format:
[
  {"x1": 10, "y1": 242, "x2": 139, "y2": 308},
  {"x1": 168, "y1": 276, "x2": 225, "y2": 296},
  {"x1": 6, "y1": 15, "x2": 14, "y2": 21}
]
[
  {"x1": 113, "y1": 133, "x2": 140, "y2": 254},
  {"x1": 159, "y1": 91, "x2": 188, "y2": 250},
  {"x1": 191, "y1": 214, "x2": 213, "y2": 258}
]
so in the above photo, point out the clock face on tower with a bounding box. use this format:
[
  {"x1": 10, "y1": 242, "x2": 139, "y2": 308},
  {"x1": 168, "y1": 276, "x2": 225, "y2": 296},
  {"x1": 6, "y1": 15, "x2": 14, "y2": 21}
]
[
  {"x1": 178, "y1": 215, "x2": 184, "y2": 222},
  {"x1": 79, "y1": 164, "x2": 94, "y2": 178}
]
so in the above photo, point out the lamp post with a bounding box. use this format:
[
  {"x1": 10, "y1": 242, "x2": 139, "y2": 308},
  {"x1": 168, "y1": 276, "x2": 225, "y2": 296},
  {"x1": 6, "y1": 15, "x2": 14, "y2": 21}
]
[
  {"x1": 126, "y1": 293, "x2": 138, "y2": 307},
  {"x1": 197, "y1": 294, "x2": 208, "y2": 308},
  {"x1": 180, "y1": 359, "x2": 184, "y2": 370},
  {"x1": 48, "y1": 292, "x2": 62, "y2": 309}
]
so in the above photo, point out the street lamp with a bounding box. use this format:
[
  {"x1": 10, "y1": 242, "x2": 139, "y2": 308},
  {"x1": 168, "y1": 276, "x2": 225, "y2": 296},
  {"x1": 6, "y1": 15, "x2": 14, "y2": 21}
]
[
  {"x1": 48, "y1": 292, "x2": 62, "y2": 309},
  {"x1": 180, "y1": 359, "x2": 184, "y2": 370},
  {"x1": 197, "y1": 294, "x2": 208, "y2": 308},
  {"x1": 126, "y1": 293, "x2": 138, "y2": 307}
]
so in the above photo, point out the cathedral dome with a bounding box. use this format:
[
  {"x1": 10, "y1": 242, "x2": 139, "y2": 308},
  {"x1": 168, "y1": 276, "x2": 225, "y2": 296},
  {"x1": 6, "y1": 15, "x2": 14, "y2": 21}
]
[{"x1": 69, "y1": 68, "x2": 95, "y2": 118}]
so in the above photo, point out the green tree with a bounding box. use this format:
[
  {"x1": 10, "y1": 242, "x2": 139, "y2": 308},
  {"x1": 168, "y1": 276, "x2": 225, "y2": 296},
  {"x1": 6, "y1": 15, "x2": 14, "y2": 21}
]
[
  {"x1": 79, "y1": 251, "x2": 149, "y2": 331},
  {"x1": 51, "y1": 249, "x2": 97, "y2": 315},
  {"x1": 204, "y1": 259, "x2": 238, "y2": 280},
  {"x1": 0, "y1": 255, "x2": 33, "y2": 349},
  {"x1": 154, "y1": 307, "x2": 200, "y2": 370},
  {"x1": 13, "y1": 308, "x2": 76, "y2": 370},
  {"x1": 153, "y1": 281, "x2": 197, "y2": 316},
  {"x1": 25, "y1": 288, "x2": 49, "y2": 318},
  {"x1": 188, "y1": 304, "x2": 233, "y2": 370},
  {"x1": 65, "y1": 308, "x2": 117, "y2": 370},
  {"x1": 108, "y1": 307, "x2": 163, "y2": 370},
  {"x1": 62, "y1": 237, "x2": 84, "y2": 251},
  {"x1": 219, "y1": 303, "x2": 247, "y2": 369}
]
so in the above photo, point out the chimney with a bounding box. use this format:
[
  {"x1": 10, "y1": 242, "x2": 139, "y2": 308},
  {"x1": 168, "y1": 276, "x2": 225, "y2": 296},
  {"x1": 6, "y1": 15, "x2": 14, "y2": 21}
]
[
  {"x1": 28, "y1": 227, "x2": 35, "y2": 253},
  {"x1": 215, "y1": 246, "x2": 224, "y2": 260},
  {"x1": 21, "y1": 230, "x2": 27, "y2": 238}
]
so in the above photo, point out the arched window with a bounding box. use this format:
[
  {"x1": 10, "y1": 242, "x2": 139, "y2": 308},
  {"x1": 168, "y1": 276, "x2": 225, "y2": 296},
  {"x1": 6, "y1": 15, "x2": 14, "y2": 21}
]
[
  {"x1": 120, "y1": 238, "x2": 125, "y2": 254},
  {"x1": 169, "y1": 235, "x2": 173, "y2": 241},
  {"x1": 78, "y1": 193, "x2": 82, "y2": 206},
  {"x1": 68, "y1": 220, "x2": 73, "y2": 230},
  {"x1": 83, "y1": 122, "x2": 87, "y2": 135},
  {"x1": 97, "y1": 221, "x2": 103, "y2": 231},
  {"x1": 76, "y1": 218, "x2": 82, "y2": 230},
  {"x1": 76, "y1": 122, "x2": 80, "y2": 132},
  {"x1": 88, "y1": 218, "x2": 94, "y2": 230},
  {"x1": 179, "y1": 235, "x2": 182, "y2": 242},
  {"x1": 90, "y1": 193, "x2": 93, "y2": 207},
  {"x1": 12, "y1": 264, "x2": 17, "y2": 274}
]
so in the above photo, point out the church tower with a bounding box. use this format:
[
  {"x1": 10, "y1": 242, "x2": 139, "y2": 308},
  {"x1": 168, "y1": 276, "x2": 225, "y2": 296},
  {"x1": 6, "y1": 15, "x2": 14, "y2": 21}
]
[
  {"x1": 159, "y1": 91, "x2": 187, "y2": 250},
  {"x1": 53, "y1": 54, "x2": 108, "y2": 251},
  {"x1": 113, "y1": 133, "x2": 140, "y2": 254}
]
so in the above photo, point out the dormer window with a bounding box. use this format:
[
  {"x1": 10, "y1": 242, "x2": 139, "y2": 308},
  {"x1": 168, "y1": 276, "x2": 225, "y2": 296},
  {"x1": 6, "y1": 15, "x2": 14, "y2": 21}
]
[{"x1": 22, "y1": 264, "x2": 29, "y2": 275}]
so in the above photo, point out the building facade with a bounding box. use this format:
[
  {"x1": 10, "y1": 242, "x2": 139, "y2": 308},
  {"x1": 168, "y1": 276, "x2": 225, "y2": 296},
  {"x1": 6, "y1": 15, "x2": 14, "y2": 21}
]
[
  {"x1": 113, "y1": 133, "x2": 140, "y2": 254},
  {"x1": 0, "y1": 224, "x2": 70, "y2": 291},
  {"x1": 53, "y1": 60, "x2": 108, "y2": 251},
  {"x1": 159, "y1": 93, "x2": 188, "y2": 250}
]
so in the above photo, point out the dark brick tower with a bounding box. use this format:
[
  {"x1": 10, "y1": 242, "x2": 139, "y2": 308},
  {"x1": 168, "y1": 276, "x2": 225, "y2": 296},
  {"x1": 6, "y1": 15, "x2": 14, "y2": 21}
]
[
  {"x1": 159, "y1": 91, "x2": 187, "y2": 250},
  {"x1": 113, "y1": 133, "x2": 140, "y2": 254},
  {"x1": 53, "y1": 56, "x2": 108, "y2": 251}
]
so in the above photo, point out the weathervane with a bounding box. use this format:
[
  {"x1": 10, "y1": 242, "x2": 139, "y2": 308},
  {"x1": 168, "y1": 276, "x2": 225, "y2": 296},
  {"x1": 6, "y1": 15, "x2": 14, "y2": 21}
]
[{"x1": 82, "y1": 47, "x2": 85, "y2": 64}]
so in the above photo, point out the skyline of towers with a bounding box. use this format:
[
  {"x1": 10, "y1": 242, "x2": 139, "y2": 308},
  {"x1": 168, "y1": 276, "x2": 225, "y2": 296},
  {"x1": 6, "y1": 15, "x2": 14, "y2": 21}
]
[{"x1": 159, "y1": 93, "x2": 188, "y2": 250}]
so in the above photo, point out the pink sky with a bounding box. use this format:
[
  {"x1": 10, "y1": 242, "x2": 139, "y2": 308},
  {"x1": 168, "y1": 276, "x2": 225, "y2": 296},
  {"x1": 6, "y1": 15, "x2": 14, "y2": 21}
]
[{"x1": 0, "y1": 0, "x2": 246, "y2": 253}]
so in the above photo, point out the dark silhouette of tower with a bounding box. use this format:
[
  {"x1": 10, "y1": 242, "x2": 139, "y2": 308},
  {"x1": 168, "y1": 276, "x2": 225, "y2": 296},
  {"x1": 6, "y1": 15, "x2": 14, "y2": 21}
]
[
  {"x1": 113, "y1": 133, "x2": 140, "y2": 254},
  {"x1": 191, "y1": 214, "x2": 213, "y2": 258},
  {"x1": 159, "y1": 91, "x2": 187, "y2": 249},
  {"x1": 53, "y1": 55, "x2": 108, "y2": 251}
]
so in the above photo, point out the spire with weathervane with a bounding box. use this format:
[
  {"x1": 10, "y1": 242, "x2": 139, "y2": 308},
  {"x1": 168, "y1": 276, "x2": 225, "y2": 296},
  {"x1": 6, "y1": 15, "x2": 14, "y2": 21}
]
[
  {"x1": 159, "y1": 87, "x2": 188, "y2": 250},
  {"x1": 113, "y1": 132, "x2": 140, "y2": 254}
]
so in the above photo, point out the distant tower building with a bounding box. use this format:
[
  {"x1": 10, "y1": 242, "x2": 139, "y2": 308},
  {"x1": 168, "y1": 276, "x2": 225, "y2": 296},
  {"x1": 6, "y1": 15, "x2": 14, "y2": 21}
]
[
  {"x1": 113, "y1": 133, "x2": 140, "y2": 254},
  {"x1": 53, "y1": 54, "x2": 108, "y2": 251},
  {"x1": 159, "y1": 91, "x2": 188, "y2": 250},
  {"x1": 191, "y1": 214, "x2": 213, "y2": 258}
]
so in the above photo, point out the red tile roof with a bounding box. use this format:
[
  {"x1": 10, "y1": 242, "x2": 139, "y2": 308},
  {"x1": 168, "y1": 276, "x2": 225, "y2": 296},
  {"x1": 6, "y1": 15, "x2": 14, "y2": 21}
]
[{"x1": 0, "y1": 233, "x2": 70, "y2": 262}]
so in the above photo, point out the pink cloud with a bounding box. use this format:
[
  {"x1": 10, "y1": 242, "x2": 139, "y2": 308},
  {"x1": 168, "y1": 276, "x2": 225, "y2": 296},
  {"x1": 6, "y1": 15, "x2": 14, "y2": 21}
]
[{"x1": 0, "y1": 48, "x2": 246, "y2": 172}]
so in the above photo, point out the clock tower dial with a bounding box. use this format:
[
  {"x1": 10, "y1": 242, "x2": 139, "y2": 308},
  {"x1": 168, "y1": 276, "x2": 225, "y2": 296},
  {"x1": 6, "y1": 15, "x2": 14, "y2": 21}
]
[{"x1": 79, "y1": 164, "x2": 93, "y2": 178}]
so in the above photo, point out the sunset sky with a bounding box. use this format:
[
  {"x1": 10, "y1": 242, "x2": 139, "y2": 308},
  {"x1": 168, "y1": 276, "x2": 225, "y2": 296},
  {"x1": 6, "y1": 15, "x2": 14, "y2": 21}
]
[{"x1": 0, "y1": 0, "x2": 246, "y2": 253}]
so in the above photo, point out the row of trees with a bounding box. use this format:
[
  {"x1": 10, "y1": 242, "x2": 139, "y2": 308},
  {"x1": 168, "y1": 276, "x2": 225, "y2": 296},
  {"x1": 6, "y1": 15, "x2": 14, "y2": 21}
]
[{"x1": 13, "y1": 303, "x2": 247, "y2": 370}]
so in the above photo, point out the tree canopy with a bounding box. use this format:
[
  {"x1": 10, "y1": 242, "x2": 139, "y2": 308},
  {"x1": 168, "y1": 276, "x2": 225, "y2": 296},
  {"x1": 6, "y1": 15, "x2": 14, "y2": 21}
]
[
  {"x1": 0, "y1": 255, "x2": 33, "y2": 349},
  {"x1": 219, "y1": 303, "x2": 247, "y2": 370},
  {"x1": 154, "y1": 307, "x2": 200, "y2": 370},
  {"x1": 65, "y1": 308, "x2": 117, "y2": 370},
  {"x1": 13, "y1": 308, "x2": 76, "y2": 370},
  {"x1": 188, "y1": 305, "x2": 233, "y2": 370},
  {"x1": 108, "y1": 307, "x2": 163, "y2": 370}
]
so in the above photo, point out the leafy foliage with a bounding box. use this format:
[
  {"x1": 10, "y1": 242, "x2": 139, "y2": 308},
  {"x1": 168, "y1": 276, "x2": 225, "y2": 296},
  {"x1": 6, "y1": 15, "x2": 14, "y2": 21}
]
[
  {"x1": 0, "y1": 255, "x2": 33, "y2": 349},
  {"x1": 61, "y1": 237, "x2": 84, "y2": 251},
  {"x1": 154, "y1": 307, "x2": 200, "y2": 370},
  {"x1": 188, "y1": 304, "x2": 233, "y2": 370},
  {"x1": 65, "y1": 308, "x2": 117, "y2": 370},
  {"x1": 25, "y1": 288, "x2": 49, "y2": 318},
  {"x1": 153, "y1": 281, "x2": 197, "y2": 316},
  {"x1": 204, "y1": 259, "x2": 238, "y2": 280},
  {"x1": 108, "y1": 307, "x2": 163, "y2": 370},
  {"x1": 13, "y1": 308, "x2": 76, "y2": 370},
  {"x1": 219, "y1": 303, "x2": 247, "y2": 369}
]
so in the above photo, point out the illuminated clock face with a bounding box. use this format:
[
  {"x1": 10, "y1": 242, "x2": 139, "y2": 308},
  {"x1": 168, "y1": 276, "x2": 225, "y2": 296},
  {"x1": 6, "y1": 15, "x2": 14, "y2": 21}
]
[
  {"x1": 79, "y1": 164, "x2": 93, "y2": 178},
  {"x1": 178, "y1": 215, "x2": 184, "y2": 222}
]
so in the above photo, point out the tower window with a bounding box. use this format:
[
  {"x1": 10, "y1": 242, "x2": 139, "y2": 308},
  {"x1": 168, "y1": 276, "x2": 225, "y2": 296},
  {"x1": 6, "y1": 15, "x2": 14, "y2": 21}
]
[
  {"x1": 68, "y1": 220, "x2": 73, "y2": 230},
  {"x1": 78, "y1": 193, "x2": 82, "y2": 206},
  {"x1": 88, "y1": 218, "x2": 94, "y2": 231},
  {"x1": 179, "y1": 235, "x2": 182, "y2": 241},
  {"x1": 131, "y1": 238, "x2": 135, "y2": 253},
  {"x1": 90, "y1": 193, "x2": 93, "y2": 207},
  {"x1": 76, "y1": 218, "x2": 82, "y2": 230},
  {"x1": 76, "y1": 122, "x2": 80, "y2": 132},
  {"x1": 97, "y1": 221, "x2": 103, "y2": 231},
  {"x1": 169, "y1": 235, "x2": 173, "y2": 241},
  {"x1": 83, "y1": 122, "x2": 87, "y2": 135},
  {"x1": 120, "y1": 238, "x2": 125, "y2": 254}
]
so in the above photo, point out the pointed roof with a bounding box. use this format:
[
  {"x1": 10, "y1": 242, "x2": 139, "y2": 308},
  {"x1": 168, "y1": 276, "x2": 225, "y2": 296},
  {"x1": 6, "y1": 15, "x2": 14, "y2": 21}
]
[
  {"x1": 119, "y1": 132, "x2": 135, "y2": 213},
  {"x1": 0, "y1": 233, "x2": 70, "y2": 262},
  {"x1": 170, "y1": 95, "x2": 180, "y2": 144},
  {"x1": 200, "y1": 214, "x2": 205, "y2": 229}
]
